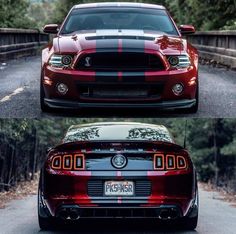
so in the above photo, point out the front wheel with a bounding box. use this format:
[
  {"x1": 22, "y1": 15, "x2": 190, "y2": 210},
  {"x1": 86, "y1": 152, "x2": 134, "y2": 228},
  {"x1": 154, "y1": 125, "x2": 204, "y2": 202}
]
[
  {"x1": 40, "y1": 74, "x2": 52, "y2": 113},
  {"x1": 187, "y1": 83, "x2": 199, "y2": 113}
]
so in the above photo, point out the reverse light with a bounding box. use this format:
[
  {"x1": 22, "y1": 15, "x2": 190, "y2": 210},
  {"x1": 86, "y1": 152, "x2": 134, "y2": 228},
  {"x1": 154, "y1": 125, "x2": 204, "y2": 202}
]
[
  {"x1": 49, "y1": 54, "x2": 73, "y2": 68},
  {"x1": 168, "y1": 55, "x2": 191, "y2": 68},
  {"x1": 51, "y1": 154, "x2": 85, "y2": 170},
  {"x1": 154, "y1": 154, "x2": 187, "y2": 170}
]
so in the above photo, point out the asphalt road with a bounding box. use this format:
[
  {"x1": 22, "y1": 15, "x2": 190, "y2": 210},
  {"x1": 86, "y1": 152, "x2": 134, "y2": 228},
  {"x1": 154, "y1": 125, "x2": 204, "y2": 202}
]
[
  {"x1": 0, "y1": 187, "x2": 236, "y2": 234},
  {"x1": 0, "y1": 56, "x2": 236, "y2": 118}
]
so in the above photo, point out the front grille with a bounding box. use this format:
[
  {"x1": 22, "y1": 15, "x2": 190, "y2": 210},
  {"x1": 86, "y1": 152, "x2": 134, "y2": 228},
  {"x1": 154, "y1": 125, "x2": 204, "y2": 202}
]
[
  {"x1": 87, "y1": 180, "x2": 151, "y2": 197},
  {"x1": 78, "y1": 83, "x2": 164, "y2": 99},
  {"x1": 81, "y1": 208, "x2": 157, "y2": 218},
  {"x1": 76, "y1": 52, "x2": 165, "y2": 71}
]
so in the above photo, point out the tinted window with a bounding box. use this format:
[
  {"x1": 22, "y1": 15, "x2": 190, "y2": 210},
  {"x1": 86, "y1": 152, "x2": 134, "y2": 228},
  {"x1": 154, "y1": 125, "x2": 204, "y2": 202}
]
[
  {"x1": 60, "y1": 7, "x2": 178, "y2": 36},
  {"x1": 63, "y1": 124, "x2": 174, "y2": 143}
]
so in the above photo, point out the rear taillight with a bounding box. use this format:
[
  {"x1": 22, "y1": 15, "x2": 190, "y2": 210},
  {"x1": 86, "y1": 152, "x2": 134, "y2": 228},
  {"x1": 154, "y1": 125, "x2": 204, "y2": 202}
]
[
  {"x1": 51, "y1": 154, "x2": 85, "y2": 170},
  {"x1": 154, "y1": 154, "x2": 187, "y2": 170}
]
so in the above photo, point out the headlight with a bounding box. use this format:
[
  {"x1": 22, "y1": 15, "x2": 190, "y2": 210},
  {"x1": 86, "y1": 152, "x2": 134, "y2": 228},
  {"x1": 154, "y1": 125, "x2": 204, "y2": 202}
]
[
  {"x1": 168, "y1": 55, "x2": 191, "y2": 68},
  {"x1": 49, "y1": 54, "x2": 73, "y2": 68}
]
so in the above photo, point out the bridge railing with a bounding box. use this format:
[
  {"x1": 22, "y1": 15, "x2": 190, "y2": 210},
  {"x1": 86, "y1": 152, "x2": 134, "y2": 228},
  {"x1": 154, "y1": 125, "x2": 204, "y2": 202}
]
[
  {"x1": 187, "y1": 31, "x2": 236, "y2": 69},
  {"x1": 1, "y1": 28, "x2": 236, "y2": 69},
  {"x1": 0, "y1": 28, "x2": 49, "y2": 61}
]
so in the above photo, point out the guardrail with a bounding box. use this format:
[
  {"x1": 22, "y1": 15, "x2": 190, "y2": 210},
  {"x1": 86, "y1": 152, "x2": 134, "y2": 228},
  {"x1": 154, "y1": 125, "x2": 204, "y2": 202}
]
[
  {"x1": 187, "y1": 31, "x2": 236, "y2": 69},
  {"x1": 0, "y1": 28, "x2": 49, "y2": 61}
]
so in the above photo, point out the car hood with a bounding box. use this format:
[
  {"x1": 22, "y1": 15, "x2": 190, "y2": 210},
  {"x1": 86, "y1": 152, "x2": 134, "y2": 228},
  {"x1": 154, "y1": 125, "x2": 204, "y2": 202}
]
[{"x1": 54, "y1": 30, "x2": 186, "y2": 55}]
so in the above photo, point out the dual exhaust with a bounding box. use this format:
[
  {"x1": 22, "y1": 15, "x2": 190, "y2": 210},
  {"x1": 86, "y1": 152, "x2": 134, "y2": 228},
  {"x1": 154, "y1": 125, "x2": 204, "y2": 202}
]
[
  {"x1": 57, "y1": 207, "x2": 80, "y2": 221},
  {"x1": 158, "y1": 207, "x2": 179, "y2": 220}
]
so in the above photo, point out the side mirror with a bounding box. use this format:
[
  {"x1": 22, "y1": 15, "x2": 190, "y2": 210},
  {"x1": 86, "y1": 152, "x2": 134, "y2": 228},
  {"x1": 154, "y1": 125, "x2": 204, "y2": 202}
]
[
  {"x1": 43, "y1": 24, "x2": 59, "y2": 34},
  {"x1": 179, "y1": 25, "x2": 196, "y2": 35}
]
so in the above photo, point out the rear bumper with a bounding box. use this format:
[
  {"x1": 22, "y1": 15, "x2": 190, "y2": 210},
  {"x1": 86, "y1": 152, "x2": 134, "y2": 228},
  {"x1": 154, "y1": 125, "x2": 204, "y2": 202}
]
[
  {"x1": 44, "y1": 98, "x2": 196, "y2": 110},
  {"x1": 55, "y1": 204, "x2": 183, "y2": 220}
]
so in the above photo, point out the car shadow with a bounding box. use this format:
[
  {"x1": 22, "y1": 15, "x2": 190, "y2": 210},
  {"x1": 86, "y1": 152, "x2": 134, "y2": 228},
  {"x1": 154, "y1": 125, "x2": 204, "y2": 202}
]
[
  {"x1": 38, "y1": 219, "x2": 198, "y2": 234},
  {"x1": 43, "y1": 107, "x2": 193, "y2": 118}
]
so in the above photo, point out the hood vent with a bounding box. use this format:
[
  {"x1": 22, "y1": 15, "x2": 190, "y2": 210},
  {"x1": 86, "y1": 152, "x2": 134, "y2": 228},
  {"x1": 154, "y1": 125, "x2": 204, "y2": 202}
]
[{"x1": 85, "y1": 35, "x2": 155, "y2": 41}]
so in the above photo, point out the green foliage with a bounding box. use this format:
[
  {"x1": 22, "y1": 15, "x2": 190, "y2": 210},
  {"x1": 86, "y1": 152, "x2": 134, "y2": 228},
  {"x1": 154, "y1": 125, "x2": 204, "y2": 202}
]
[
  {"x1": 0, "y1": 0, "x2": 33, "y2": 28},
  {"x1": 1, "y1": 0, "x2": 235, "y2": 30},
  {"x1": 50, "y1": 0, "x2": 236, "y2": 30}
]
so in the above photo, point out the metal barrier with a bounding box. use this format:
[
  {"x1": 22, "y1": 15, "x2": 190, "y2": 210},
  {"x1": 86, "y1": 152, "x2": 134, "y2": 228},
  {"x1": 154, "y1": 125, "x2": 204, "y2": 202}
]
[
  {"x1": 187, "y1": 31, "x2": 236, "y2": 69},
  {"x1": 0, "y1": 28, "x2": 49, "y2": 61},
  {"x1": 1, "y1": 28, "x2": 236, "y2": 69}
]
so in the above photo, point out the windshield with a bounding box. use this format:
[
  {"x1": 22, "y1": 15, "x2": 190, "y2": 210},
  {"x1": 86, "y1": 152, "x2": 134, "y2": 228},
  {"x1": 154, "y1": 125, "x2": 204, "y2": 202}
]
[
  {"x1": 63, "y1": 124, "x2": 174, "y2": 143},
  {"x1": 60, "y1": 7, "x2": 179, "y2": 36}
]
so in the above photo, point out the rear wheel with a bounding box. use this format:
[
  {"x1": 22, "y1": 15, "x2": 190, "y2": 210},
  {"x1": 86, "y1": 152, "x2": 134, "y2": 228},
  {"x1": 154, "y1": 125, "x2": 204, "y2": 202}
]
[
  {"x1": 38, "y1": 176, "x2": 55, "y2": 230},
  {"x1": 180, "y1": 215, "x2": 198, "y2": 230},
  {"x1": 38, "y1": 215, "x2": 55, "y2": 231}
]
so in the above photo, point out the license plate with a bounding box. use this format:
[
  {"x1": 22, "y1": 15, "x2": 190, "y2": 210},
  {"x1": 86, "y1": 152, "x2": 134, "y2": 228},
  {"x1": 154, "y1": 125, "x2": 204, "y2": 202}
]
[{"x1": 104, "y1": 181, "x2": 134, "y2": 196}]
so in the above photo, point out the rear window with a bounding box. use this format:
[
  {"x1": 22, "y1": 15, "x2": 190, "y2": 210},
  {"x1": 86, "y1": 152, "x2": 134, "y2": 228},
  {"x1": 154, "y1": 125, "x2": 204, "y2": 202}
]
[
  {"x1": 60, "y1": 7, "x2": 178, "y2": 36},
  {"x1": 63, "y1": 124, "x2": 174, "y2": 143}
]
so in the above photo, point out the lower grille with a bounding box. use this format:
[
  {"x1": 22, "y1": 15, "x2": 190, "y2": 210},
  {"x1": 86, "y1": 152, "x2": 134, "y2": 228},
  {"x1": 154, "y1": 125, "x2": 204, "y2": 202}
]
[
  {"x1": 88, "y1": 180, "x2": 151, "y2": 197},
  {"x1": 78, "y1": 83, "x2": 164, "y2": 99}
]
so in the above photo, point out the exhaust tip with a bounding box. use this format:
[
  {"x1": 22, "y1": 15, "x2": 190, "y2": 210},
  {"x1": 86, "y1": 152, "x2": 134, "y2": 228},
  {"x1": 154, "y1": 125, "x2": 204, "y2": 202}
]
[
  {"x1": 58, "y1": 207, "x2": 80, "y2": 221},
  {"x1": 58, "y1": 209, "x2": 70, "y2": 220},
  {"x1": 70, "y1": 208, "x2": 80, "y2": 220},
  {"x1": 159, "y1": 208, "x2": 179, "y2": 220}
]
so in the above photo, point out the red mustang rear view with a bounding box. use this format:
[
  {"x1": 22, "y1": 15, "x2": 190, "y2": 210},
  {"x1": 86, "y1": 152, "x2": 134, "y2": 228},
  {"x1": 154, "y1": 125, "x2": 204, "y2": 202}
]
[
  {"x1": 38, "y1": 122, "x2": 198, "y2": 230},
  {"x1": 41, "y1": 2, "x2": 199, "y2": 113}
]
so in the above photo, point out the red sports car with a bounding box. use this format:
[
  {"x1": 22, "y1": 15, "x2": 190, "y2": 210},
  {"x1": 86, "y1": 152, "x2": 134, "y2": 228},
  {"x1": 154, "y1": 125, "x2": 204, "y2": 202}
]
[
  {"x1": 38, "y1": 122, "x2": 198, "y2": 230},
  {"x1": 41, "y1": 2, "x2": 199, "y2": 113}
]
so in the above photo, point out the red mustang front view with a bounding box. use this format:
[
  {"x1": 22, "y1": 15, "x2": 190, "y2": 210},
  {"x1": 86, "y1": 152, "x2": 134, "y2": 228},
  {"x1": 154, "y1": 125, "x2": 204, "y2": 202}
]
[
  {"x1": 38, "y1": 122, "x2": 198, "y2": 230},
  {"x1": 41, "y1": 2, "x2": 199, "y2": 113}
]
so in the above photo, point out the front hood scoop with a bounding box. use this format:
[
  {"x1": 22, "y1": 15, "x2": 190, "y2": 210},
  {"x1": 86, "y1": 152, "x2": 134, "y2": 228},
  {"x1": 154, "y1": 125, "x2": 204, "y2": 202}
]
[{"x1": 85, "y1": 35, "x2": 155, "y2": 41}]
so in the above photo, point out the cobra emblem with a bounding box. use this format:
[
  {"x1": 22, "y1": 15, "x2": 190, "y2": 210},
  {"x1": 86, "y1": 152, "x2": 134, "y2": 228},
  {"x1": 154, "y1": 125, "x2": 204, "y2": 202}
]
[{"x1": 84, "y1": 56, "x2": 91, "y2": 67}]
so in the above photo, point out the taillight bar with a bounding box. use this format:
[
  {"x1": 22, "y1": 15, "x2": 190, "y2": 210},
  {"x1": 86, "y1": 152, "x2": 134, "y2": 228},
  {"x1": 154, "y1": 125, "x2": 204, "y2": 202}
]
[
  {"x1": 154, "y1": 154, "x2": 187, "y2": 170},
  {"x1": 51, "y1": 154, "x2": 85, "y2": 170}
]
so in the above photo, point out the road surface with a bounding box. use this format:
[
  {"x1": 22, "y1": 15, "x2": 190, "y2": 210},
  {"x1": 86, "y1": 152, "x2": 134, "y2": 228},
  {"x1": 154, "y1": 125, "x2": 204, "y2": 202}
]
[
  {"x1": 0, "y1": 56, "x2": 236, "y2": 118},
  {"x1": 0, "y1": 187, "x2": 236, "y2": 234}
]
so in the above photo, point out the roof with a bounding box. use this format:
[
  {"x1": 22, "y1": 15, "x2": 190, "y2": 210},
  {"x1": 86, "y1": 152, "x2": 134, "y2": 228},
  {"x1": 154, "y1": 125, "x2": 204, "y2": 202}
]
[{"x1": 73, "y1": 2, "x2": 166, "y2": 10}]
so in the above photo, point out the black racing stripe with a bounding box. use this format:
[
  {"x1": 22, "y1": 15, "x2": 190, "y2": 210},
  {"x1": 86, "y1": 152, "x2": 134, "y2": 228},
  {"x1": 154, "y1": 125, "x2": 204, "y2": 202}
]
[
  {"x1": 95, "y1": 30, "x2": 119, "y2": 81},
  {"x1": 122, "y1": 72, "x2": 145, "y2": 82},
  {"x1": 122, "y1": 38, "x2": 145, "y2": 53},
  {"x1": 96, "y1": 72, "x2": 119, "y2": 82}
]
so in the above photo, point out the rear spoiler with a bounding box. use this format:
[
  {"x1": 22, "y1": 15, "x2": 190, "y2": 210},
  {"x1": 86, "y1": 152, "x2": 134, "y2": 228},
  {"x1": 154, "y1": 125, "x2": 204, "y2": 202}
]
[{"x1": 50, "y1": 140, "x2": 184, "y2": 153}]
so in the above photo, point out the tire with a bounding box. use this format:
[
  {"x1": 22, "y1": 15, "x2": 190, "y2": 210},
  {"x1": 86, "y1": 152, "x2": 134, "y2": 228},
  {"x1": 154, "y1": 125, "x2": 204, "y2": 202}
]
[
  {"x1": 38, "y1": 175, "x2": 55, "y2": 230},
  {"x1": 38, "y1": 214, "x2": 55, "y2": 231},
  {"x1": 40, "y1": 74, "x2": 52, "y2": 113},
  {"x1": 180, "y1": 215, "x2": 198, "y2": 230},
  {"x1": 187, "y1": 82, "x2": 199, "y2": 113}
]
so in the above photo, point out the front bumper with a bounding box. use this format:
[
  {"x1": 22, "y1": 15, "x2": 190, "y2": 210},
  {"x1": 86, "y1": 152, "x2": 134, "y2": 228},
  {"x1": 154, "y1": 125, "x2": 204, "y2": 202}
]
[
  {"x1": 44, "y1": 98, "x2": 196, "y2": 110},
  {"x1": 42, "y1": 65, "x2": 198, "y2": 111}
]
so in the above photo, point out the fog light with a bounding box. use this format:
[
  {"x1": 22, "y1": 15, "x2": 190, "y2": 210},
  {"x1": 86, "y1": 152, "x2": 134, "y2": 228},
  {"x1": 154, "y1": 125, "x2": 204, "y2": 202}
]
[
  {"x1": 172, "y1": 83, "x2": 184, "y2": 96},
  {"x1": 57, "y1": 83, "x2": 68, "y2": 95}
]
